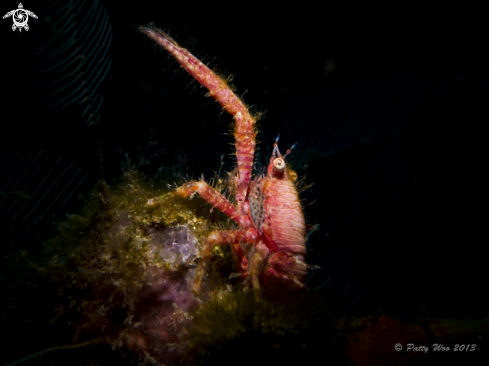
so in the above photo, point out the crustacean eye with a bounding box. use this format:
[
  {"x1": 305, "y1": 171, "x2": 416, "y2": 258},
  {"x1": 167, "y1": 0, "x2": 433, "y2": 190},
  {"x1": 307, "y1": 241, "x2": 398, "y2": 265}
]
[{"x1": 272, "y1": 158, "x2": 285, "y2": 178}]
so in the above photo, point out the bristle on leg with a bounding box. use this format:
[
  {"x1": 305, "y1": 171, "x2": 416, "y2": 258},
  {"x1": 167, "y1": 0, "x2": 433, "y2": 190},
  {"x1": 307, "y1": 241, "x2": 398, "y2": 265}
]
[{"x1": 140, "y1": 25, "x2": 257, "y2": 205}]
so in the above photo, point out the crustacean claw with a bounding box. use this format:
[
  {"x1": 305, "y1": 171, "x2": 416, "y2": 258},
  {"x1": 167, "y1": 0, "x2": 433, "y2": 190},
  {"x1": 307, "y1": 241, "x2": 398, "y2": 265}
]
[{"x1": 141, "y1": 25, "x2": 308, "y2": 296}]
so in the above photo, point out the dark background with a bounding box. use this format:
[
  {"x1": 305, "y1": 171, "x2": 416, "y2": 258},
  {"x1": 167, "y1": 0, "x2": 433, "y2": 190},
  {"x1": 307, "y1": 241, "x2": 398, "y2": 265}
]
[{"x1": 1, "y1": 1, "x2": 488, "y2": 323}]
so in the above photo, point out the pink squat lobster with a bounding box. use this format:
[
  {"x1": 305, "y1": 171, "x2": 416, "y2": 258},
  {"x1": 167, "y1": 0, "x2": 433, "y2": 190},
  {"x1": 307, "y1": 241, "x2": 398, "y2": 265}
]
[{"x1": 140, "y1": 26, "x2": 307, "y2": 294}]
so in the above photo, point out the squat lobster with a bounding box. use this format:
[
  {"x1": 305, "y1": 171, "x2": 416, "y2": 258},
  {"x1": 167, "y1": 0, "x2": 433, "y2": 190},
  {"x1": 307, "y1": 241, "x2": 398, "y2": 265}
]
[{"x1": 140, "y1": 26, "x2": 307, "y2": 294}]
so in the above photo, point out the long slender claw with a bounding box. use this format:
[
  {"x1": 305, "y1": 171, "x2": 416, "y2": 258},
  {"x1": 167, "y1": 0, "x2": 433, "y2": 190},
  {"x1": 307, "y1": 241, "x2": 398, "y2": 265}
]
[
  {"x1": 140, "y1": 26, "x2": 249, "y2": 118},
  {"x1": 140, "y1": 25, "x2": 256, "y2": 204}
]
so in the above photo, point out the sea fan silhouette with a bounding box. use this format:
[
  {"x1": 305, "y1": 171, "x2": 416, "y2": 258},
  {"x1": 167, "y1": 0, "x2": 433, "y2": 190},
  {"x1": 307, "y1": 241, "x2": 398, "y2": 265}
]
[{"x1": 32, "y1": 0, "x2": 112, "y2": 127}]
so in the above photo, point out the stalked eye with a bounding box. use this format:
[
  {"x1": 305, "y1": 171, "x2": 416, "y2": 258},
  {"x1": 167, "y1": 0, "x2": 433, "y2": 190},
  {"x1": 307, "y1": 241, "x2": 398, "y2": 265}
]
[{"x1": 272, "y1": 158, "x2": 285, "y2": 178}]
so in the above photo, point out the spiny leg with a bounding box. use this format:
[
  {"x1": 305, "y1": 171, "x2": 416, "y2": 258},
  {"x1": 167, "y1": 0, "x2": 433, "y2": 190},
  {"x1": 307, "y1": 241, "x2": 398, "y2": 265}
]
[
  {"x1": 230, "y1": 243, "x2": 248, "y2": 274},
  {"x1": 139, "y1": 26, "x2": 256, "y2": 203},
  {"x1": 193, "y1": 229, "x2": 258, "y2": 294},
  {"x1": 233, "y1": 111, "x2": 256, "y2": 203},
  {"x1": 267, "y1": 252, "x2": 307, "y2": 288},
  {"x1": 175, "y1": 181, "x2": 243, "y2": 224},
  {"x1": 247, "y1": 244, "x2": 268, "y2": 293}
]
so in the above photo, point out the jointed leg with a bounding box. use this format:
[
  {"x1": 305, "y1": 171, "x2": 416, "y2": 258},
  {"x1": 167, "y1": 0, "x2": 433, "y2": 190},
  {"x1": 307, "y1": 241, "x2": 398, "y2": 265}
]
[
  {"x1": 139, "y1": 26, "x2": 257, "y2": 204},
  {"x1": 175, "y1": 181, "x2": 244, "y2": 224},
  {"x1": 247, "y1": 245, "x2": 268, "y2": 293},
  {"x1": 266, "y1": 252, "x2": 307, "y2": 288},
  {"x1": 230, "y1": 243, "x2": 248, "y2": 274},
  {"x1": 233, "y1": 111, "x2": 256, "y2": 203}
]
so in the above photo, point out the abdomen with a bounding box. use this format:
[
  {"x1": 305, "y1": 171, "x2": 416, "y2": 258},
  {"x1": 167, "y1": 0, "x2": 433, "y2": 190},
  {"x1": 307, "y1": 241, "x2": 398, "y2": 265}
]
[{"x1": 262, "y1": 178, "x2": 306, "y2": 256}]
